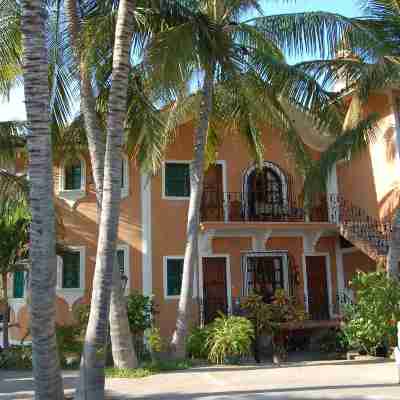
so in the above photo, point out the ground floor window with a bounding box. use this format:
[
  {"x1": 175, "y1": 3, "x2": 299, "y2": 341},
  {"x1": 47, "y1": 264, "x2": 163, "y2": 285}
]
[
  {"x1": 13, "y1": 270, "x2": 25, "y2": 298},
  {"x1": 164, "y1": 257, "x2": 184, "y2": 298},
  {"x1": 243, "y1": 252, "x2": 288, "y2": 301}
]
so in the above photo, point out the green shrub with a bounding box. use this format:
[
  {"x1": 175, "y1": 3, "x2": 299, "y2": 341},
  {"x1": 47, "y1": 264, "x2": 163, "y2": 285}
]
[
  {"x1": 314, "y1": 329, "x2": 348, "y2": 353},
  {"x1": 342, "y1": 272, "x2": 400, "y2": 355},
  {"x1": 186, "y1": 326, "x2": 209, "y2": 359},
  {"x1": 0, "y1": 346, "x2": 33, "y2": 369},
  {"x1": 73, "y1": 303, "x2": 90, "y2": 336},
  {"x1": 105, "y1": 359, "x2": 192, "y2": 379},
  {"x1": 126, "y1": 292, "x2": 156, "y2": 335},
  {"x1": 145, "y1": 327, "x2": 162, "y2": 353},
  {"x1": 206, "y1": 315, "x2": 254, "y2": 364}
]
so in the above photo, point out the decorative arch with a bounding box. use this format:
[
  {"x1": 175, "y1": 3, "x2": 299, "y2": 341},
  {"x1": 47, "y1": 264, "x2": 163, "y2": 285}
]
[{"x1": 242, "y1": 161, "x2": 289, "y2": 220}]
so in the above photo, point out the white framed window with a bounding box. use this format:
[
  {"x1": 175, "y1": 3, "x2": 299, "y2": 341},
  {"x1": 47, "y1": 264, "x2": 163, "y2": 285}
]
[
  {"x1": 57, "y1": 246, "x2": 85, "y2": 309},
  {"x1": 121, "y1": 155, "x2": 129, "y2": 199},
  {"x1": 162, "y1": 256, "x2": 197, "y2": 299},
  {"x1": 163, "y1": 256, "x2": 184, "y2": 299},
  {"x1": 58, "y1": 158, "x2": 86, "y2": 207},
  {"x1": 162, "y1": 161, "x2": 191, "y2": 200},
  {"x1": 116, "y1": 244, "x2": 130, "y2": 293}
]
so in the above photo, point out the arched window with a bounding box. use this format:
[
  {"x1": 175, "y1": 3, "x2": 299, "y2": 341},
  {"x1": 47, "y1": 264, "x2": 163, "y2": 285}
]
[{"x1": 244, "y1": 162, "x2": 288, "y2": 220}]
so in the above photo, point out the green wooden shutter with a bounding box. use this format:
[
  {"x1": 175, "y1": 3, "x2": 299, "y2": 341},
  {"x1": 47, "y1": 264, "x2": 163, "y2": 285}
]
[
  {"x1": 167, "y1": 259, "x2": 183, "y2": 296},
  {"x1": 65, "y1": 162, "x2": 82, "y2": 190},
  {"x1": 165, "y1": 163, "x2": 190, "y2": 197},
  {"x1": 13, "y1": 271, "x2": 24, "y2": 298},
  {"x1": 117, "y1": 249, "x2": 125, "y2": 276},
  {"x1": 62, "y1": 252, "x2": 80, "y2": 288}
]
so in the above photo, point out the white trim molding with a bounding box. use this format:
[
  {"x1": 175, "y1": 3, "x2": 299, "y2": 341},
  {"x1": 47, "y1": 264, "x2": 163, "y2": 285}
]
[
  {"x1": 162, "y1": 160, "x2": 191, "y2": 200},
  {"x1": 242, "y1": 250, "x2": 289, "y2": 296},
  {"x1": 58, "y1": 158, "x2": 86, "y2": 207},
  {"x1": 121, "y1": 154, "x2": 129, "y2": 199},
  {"x1": 163, "y1": 255, "x2": 198, "y2": 300},
  {"x1": 56, "y1": 246, "x2": 86, "y2": 310},
  {"x1": 117, "y1": 244, "x2": 131, "y2": 294},
  {"x1": 242, "y1": 161, "x2": 289, "y2": 220},
  {"x1": 302, "y1": 252, "x2": 334, "y2": 319},
  {"x1": 141, "y1": 173, "x2": 152, "y2": 296}
]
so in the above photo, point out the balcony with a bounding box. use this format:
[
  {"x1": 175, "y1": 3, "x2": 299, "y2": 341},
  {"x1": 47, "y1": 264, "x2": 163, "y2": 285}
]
[{"x1": 200, "y1": 190, "x2": 329, "y2": 223}]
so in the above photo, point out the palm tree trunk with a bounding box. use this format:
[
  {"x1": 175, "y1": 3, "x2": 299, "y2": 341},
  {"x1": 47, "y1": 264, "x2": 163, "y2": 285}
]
[
  {"x1": 109, "y1": 258, "x2": 138, "y2": 368},
  {"x1": 21, "y1": 1, "x2": 63, "y2": 398},
  {"x1": 388, "y1": 207, "x2": 400, "y2": 279},
  {"x1": 65, "y1": 0, "x2": 137, "y2": 369},
  {"x1": 76, "y1": 1, "x2": 134, "y2": 398},
  {"x1": 65, "y1": 0, "x2": 105, "y2": 208},
  {"x1": 170, "y1": 66, "x2": 215, "y2": 358},
  {"x1": 2, "y1": 273, "x2": 9, "y2": 349}
]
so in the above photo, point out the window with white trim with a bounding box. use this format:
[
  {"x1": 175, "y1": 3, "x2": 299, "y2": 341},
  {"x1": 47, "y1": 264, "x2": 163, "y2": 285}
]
[
  {"x1": 63, "y1": 160, "x2": 85, "y2": 191},
  {"x1": 57, "y1": 247, "x2": 85, "y2": 291},
  {"x1": 121, "y1": 156, "x2": 129, "y2": 198},
  {"x1": 58, "y1": 159, "x2": 86, "y2": 207},
  {"x1": 163, "y1": 162, "x2": 190, "y2": 198},
  {"x1": 164, "y1": 256, "x2": 184, "y2": 298},
  {"x1": 12, "y1": 270, "x2": 25, "y2": 299},
  {"x1": 116, "y1": 245, "x2": 130, "y2": 292}
]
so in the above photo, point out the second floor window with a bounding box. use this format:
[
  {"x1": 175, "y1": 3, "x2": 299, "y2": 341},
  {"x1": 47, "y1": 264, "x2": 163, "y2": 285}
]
[
  {"x1": 62, "y1": 252, "x2": 81, "y2": 289},
  {"x1": 65, "y1": 161, "x2": 82, "y2": 191},
  {"x1": 164, "y1": 162, "x2": 190, "y2": 198}
]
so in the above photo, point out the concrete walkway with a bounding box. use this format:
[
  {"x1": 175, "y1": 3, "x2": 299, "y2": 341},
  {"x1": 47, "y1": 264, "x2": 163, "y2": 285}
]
[{"x1": 1, "y1": 359, "x2": 400, "y2": 400}]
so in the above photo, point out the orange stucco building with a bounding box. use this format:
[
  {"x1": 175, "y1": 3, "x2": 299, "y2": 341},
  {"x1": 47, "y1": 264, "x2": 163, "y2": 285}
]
[{"x1": 6, "y1": 89, "x2": 400, "y2": 342}]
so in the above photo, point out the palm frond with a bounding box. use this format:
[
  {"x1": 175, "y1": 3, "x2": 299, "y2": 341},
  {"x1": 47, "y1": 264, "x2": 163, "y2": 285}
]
[
  {"x1": 247, "y1": 12, "x2": 381, "y2": 60},
  {"x1": 0, "y1": 121, "x2": 26, "y2": 163}
]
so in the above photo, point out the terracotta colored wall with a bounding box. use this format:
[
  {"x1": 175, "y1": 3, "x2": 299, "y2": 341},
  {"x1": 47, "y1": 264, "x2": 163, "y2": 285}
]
[
  {"x1": 337, "y1": 91, "x2": 400, "y2": 221},
  {"x1": 343, "y1": 251, "x2": 377, "y2": 288},
  {"x1": 212, "y1": 237, "x2": 252, "y2": 298}
]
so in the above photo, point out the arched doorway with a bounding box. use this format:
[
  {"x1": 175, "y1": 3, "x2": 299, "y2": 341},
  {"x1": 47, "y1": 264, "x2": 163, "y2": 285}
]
[{"x1": 244, "y1": 162, "x2": 288, "y2": 220}]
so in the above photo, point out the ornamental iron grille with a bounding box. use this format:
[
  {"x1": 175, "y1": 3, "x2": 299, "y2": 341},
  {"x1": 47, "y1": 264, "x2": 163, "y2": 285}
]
[
  {"x1": 247, "y1": 167, "x2": 285, "y2": 220},
  {"x1": 242, "y1": 251, "x2": 289, "y2": 300}
]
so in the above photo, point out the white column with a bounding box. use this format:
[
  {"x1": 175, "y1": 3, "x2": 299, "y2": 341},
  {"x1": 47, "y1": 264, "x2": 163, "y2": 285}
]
[
  {"x1": 335, "y1": 240, "x2": 345, "y2": 314},
  {"x1": 141, "y1": 173, "x2": 152, "y2": 296},
  {"x1": 327, "y1": 163, "x2": 339, "y2": 224},
  {"x1": 389, "y1": 90, "x2": 400, "y2": 165}
]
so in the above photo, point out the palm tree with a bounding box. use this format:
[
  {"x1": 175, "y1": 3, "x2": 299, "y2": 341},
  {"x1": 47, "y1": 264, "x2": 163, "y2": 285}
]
[
  {"x1": 20, "y1": 0, "x2": 63, "y2": 398},
  {"x1": 65, "y1": 0, "x2": 138, "y2": 369},
  {"x1": 294, "y1": 0, "x2": 400, "y2": 278},
  {"x1": 76, "y1": 0, "x2": 135, "y2": 397},
  {"x1": 143, "y1": 0, "x2": 377, "y2": 357}
]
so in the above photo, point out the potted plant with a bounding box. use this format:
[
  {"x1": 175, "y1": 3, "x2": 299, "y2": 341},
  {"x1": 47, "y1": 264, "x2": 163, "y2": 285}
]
[{"x1": 205, "y1": 314, "x2": 254, "y2": 364}]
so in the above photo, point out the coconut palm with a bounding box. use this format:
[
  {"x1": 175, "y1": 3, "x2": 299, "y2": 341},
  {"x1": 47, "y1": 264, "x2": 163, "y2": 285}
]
[
  {"x1": 76, "y1": 0, "x2": 135, "y2": 397},
  {"x1": 143, "y1": 0, "x2": 379, "y2": 357},
  {"x1": 65, "y1": 0, "x2": 139, "y2": 369},
  {"x1": 293, "y1": 0, "x2": 400, "y2": 278},
  {"x1": 20, "y1": 0, "x2": 64, "y2": 397}
]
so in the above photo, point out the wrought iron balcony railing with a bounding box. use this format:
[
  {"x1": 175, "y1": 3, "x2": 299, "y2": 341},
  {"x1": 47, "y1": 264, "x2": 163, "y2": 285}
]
[
  {"x1": 328, "y1": 194, "x2": 392, "y2": 256},
  {"x1": 200, "y1": 190, "x2": 329, "y2": 223}
]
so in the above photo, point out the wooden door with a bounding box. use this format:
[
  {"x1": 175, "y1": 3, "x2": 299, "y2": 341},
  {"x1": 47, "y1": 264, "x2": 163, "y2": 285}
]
[
  {"x1": 306, "y1": 256, "x2": 330, "y2": 320},
  {"x1": 203, "y1": 257, "x2": 227, "y2": 324},
  {"x1": 201, "y1": 164, "x2": 224, "y2": 221}
]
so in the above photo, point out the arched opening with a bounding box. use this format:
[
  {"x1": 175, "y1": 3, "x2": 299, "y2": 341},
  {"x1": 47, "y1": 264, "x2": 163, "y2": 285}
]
[{"x1": 244, "y1": 163, "x2": 288, "y2": 220}]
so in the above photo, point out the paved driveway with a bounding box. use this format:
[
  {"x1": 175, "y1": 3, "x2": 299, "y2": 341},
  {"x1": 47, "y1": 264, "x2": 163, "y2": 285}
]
[{"x1": 1, "y1": 360, "x2": 400, "y2": 400}]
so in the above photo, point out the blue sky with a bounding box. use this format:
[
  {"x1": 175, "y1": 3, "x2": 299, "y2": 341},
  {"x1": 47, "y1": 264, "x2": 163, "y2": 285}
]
[{"x1": 0, "y1": 0, "x2": 362, "y2": 122}]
